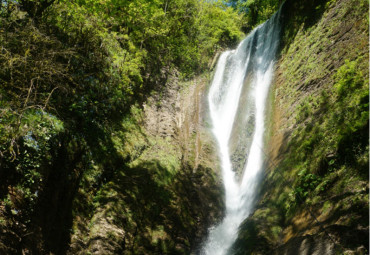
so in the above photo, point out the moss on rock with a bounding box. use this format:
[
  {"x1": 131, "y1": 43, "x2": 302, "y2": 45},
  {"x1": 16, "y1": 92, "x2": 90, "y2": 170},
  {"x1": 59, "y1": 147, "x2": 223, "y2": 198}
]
[
  {"x1": 232, "y1": 0, "x2": 369, "y2": 254},
  {"x1": 68, "y1": 70, "x2": 224, "y2": 254}
]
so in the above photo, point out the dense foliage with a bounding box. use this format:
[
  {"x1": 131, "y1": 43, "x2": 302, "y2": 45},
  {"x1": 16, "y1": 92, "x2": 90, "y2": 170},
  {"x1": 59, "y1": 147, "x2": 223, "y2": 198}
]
[
  {"x1": 0, "y1": 0, "x2": 242, "y2": 253},
  {"x1": 227, "y1": 0, "x2": 281, "y2": 31}
]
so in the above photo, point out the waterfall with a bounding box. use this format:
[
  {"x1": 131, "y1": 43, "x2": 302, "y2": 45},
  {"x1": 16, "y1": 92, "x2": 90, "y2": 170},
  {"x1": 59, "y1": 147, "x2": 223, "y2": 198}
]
[{"x1": 201, "y1": 7, "x2": 282, "y2": 255}]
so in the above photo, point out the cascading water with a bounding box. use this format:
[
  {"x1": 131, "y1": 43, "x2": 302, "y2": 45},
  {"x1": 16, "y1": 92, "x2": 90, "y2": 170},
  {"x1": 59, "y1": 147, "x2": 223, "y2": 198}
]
[{"x1": 201, "y1": 7, "x2": 282, "y2": 255}]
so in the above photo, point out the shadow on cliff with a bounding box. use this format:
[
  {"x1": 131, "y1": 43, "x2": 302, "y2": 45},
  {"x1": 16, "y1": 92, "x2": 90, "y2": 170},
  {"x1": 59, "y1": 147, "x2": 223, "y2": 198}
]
[
  {"x1": 32, "y1": 121, "x2": 129, "y2": 255},
  {"x1": 279, "y1": 0, "x2": 331, "y2": 54},
  {"x1": 72, "y1": 158, "x2": 223, "y2": 254}
]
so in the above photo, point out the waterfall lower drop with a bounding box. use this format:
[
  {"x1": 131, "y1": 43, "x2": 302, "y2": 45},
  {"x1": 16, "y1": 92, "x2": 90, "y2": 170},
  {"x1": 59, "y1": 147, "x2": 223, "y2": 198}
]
[{"x1": 201, "y1": 7, "x2": 282, "y2": 255}]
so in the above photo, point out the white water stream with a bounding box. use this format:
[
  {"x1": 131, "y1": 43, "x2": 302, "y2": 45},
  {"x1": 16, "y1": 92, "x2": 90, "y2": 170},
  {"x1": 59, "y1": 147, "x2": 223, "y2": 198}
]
[{"x1": 201, "y1": 7, "x2": 282, "y2": 255}]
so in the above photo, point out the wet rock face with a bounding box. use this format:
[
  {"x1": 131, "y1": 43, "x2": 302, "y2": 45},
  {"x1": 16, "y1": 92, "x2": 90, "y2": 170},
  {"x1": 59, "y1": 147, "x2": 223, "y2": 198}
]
[
  {"x1": 229, "y1": 111, "x2": 255, "y2": 178},
  {"x1": 228, "y1": 70, "x2": 256, "y2": 178}
]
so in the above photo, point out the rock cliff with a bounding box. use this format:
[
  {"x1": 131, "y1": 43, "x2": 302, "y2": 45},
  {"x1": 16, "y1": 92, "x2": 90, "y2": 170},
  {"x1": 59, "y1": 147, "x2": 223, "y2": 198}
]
[
  {"x1": 232, "y1": 0, "x2": 369, "y2": 254},
  {"x1": 68, "y1": 70, "x2": 224, "y2": 254}
]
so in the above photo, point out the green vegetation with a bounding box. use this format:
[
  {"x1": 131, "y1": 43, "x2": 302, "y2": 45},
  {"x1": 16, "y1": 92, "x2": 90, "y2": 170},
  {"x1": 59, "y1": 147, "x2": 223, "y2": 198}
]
[
  {"x1": 227, "y1": 0, "x2": 281, "y2": 32},
  {"x1": 0, "y1": 0, "x2": 240, "y2": 253},
  {"x1": 284, "y1": 58, "x2": 368, "y2": 210},
  {"x1": 1, "y1": 0, "x2": 368, "y2": 253}
]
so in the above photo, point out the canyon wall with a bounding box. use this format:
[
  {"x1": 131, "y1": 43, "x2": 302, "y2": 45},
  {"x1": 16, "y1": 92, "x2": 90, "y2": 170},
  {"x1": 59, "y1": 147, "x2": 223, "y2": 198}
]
[
  {"x1": 67, "y1": 70, "x2": 225, "y2": 254},
  {"x1": 232, "y1": 0, "x2": 369, "y2": 254}
]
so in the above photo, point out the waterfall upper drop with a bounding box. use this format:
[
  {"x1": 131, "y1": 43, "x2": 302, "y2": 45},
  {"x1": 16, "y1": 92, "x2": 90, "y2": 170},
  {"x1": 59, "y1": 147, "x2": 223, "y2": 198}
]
[{"x1": 202, "y1": 7, "x2": 282, "y2": 255}]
